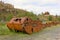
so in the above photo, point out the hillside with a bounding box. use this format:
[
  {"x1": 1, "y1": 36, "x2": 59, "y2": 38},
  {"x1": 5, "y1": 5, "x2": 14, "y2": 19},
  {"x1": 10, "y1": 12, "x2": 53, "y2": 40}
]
[
  {"x1": 0, "y1": 1, "x2": 60, "y2": 23},
  {"x1": 0, "y1": 1, "x2": 38, "y2": 22}
]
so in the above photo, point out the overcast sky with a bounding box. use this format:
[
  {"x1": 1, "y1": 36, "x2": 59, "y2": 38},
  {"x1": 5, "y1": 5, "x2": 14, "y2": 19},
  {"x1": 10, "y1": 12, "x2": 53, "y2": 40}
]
[{"x1": 1, "y1": 0, "x2": 60, "y2": 15}]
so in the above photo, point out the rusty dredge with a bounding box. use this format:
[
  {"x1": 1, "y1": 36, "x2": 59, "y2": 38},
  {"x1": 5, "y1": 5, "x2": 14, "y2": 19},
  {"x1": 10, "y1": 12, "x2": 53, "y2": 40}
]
[{"x1": 7, "y1": 17, "x2": 60, "y2": 34}]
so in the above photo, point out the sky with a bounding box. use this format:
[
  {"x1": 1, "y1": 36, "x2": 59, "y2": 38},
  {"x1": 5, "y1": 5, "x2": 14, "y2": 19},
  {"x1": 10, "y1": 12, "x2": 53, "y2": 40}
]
[{"x1": 0, "y1": 0, "x2": 60, "y2": 15}]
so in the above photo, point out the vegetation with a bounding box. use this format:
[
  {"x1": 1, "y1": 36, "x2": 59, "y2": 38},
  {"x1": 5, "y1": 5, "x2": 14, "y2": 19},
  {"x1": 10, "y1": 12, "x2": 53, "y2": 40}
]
[
  {"x1": 0, "y1": 1, "x2": 60, "y2": 22},
  {"x1": 48, "y1": 15, "x2": 53, "y2": 21},
  {"x1": 0, "y1": 1, "x2": 38, "y2": 22},
  {"x1": 38, "y1": 12, "x2": 60, "y2": 22},
  {"x1": 0, "y1": 1, "x2": 60, "y2": 36}
]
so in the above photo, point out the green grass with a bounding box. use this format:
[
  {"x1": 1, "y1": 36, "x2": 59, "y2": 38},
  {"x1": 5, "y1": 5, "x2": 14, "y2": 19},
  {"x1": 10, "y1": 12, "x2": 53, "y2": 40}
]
[
  {"x1": 43, "y1": 24, "x2": 60, "y2": 31},
  {"x1": 0, "y1": 24, "x2": 15, "y2": 35},
  {"x1": 0, "y1": 23, "x2": 60, "y2": 37},
  {"x1": 0, "y1": 23, "x2": 30, "y2": 37}
]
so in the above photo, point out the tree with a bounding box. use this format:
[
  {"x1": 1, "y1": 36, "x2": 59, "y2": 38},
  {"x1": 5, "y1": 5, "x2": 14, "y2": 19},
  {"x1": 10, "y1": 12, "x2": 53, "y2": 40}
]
[{"x1": 48, "y1": 16, "x2": 52, "y2": 21}]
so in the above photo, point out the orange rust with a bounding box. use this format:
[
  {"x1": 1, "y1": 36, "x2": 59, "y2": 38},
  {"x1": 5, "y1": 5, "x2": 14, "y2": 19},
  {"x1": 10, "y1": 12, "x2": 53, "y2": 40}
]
[{"x1": 7, "y1": 17, "x2": 60, "y2": 34}]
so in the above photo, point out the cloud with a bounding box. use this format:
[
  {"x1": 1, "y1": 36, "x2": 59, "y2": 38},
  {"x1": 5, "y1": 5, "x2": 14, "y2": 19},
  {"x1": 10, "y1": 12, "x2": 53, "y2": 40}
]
[{"x1": 1, "y1": 0, "x2": 60, "y2": 15}]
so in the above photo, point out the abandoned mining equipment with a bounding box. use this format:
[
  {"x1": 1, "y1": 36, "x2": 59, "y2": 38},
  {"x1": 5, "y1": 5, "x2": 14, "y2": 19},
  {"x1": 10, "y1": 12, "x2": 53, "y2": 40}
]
[{"x1": 7, "y1": 17, "x2": 44, "y2": 34}]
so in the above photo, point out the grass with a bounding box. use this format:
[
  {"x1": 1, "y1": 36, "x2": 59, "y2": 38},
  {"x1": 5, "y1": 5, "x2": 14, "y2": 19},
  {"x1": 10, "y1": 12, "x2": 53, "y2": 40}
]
[
  {"x1": 0, "y1": 23, "x2": 30, "y2": 37},
  {"x1": 0, "y1": 23, "x2": 60, "y2": 40},
  {"x1": 0, "y1": 23, "x2": 14, "y2": 35},
  {"x1": 43, "y1": 24, "x2": 60, "y2": 31},
  {"x1": 0, "y1": 22, "x2": 60, "y2": 37}
]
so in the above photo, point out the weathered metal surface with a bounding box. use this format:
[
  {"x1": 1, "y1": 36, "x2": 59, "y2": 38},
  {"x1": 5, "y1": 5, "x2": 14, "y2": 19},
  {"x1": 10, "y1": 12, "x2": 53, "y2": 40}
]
[{"x1": 7, "y1": 17, "x2": 60, "y2": 34}]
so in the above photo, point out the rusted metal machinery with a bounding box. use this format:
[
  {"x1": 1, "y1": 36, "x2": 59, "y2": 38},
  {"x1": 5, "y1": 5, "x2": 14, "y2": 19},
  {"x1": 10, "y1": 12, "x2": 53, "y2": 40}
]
[
  {"x1": 7, "y1": 17, "x2": 60, "y2": 34},
  {"x1": 7, "y1": 17, "x2": 43, "y2": 34}
]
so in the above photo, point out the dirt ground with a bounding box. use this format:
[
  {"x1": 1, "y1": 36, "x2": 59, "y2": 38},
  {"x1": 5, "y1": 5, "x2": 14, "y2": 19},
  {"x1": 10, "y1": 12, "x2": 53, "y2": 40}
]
[{"x1": 0, "y1": 25, "x2": 60, "y2": 40}]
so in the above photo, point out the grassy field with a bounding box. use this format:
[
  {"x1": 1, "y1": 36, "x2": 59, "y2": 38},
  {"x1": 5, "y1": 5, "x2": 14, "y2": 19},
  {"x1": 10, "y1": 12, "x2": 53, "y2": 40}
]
[
  {"x1": 0, "y1": 23, "x2": 60, "y2": 40},
  {"x1": 0, "y1": 23, "x2": 60, "y2": 36}
]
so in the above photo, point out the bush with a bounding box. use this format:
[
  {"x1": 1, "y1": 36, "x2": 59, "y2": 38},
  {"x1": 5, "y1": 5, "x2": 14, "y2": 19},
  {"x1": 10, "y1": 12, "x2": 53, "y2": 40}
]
[{"x1": 48, "y1": 16, "x2": 53, "y2": 21}]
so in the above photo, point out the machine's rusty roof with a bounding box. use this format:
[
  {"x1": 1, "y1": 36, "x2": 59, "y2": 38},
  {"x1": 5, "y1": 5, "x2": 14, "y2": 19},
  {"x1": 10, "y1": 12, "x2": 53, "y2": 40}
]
[{"x1": 9, "y1": 17, "x2": 32, "y2": 24}]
